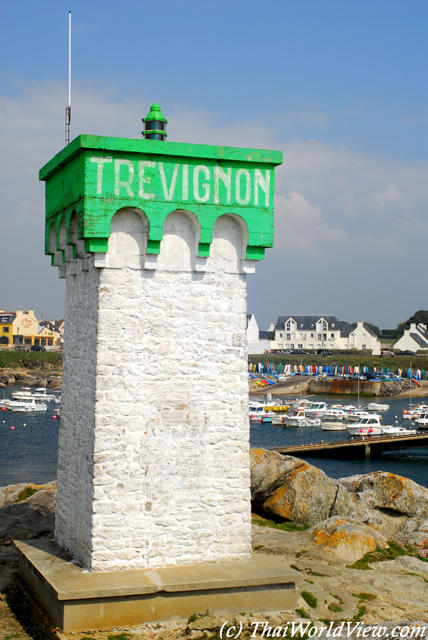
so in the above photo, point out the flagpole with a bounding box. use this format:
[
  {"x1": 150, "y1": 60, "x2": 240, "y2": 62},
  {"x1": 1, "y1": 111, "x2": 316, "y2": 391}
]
[{"x1": 65, "y1": 11, "x2": 71, "y2": 145}]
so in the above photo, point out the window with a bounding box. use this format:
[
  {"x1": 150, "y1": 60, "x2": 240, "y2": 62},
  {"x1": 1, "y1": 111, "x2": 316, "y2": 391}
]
[
  {"x1": 330, "y1": 333, "x2": 334, "y2": 339},
  {"x1": 291, "y1": 333, "x2": 296, "y2": 340},
  {"x1": 48, "y1": 338, "x2": 53, "y2": 346},
  {"x1": 309, "y1": 344, "x2": 314, "y2": 349},
  {"x1": 310, "y1": 333, "x2": 314, "y2": 338},
  {"x1": 362, "y1": 333, "x2": 366, "y2": 340},
  {"x1": 298, "y1": 344, "x2": 303, "y2": 349},
  {"x1": 41, "y1": 338, "x2": 47, "y2": 346},
  {"x1": 286, "y1": 333, "x2": 291, "y2": 341},
  {"x1": 24, "y1": 338, "x2": 31, "y2": 345},
  {"x1": 2, "y1": 327, "x2": 9, "y2": 333},
  {"x1": 290, "y1": 344, "x2": 294, "y2": 349},
  {"x1": 350, "y1": 334, "x2": 355, "y2": 342},
  {"x1": 362, "y1": 344, "x2": 367, "y2": 350},
  {"x1": 285, "y1": 344, "x2": 290, "y2": 348},
  {"x1": 299, "y1": 333, "x2": 303, "y2": 339},
  {"x1": 1, "y1": 317, "x2": 8, "y2": 323},
  {"x1": 34, "y1": 339, "x2": 40, "y2": 346},
  {"x1": 317, "y1": 334, "x2": 322, "y2": 341},
  {"x1": 323, "y1": 333, "x2": 327, "y2": 341},
  {"x1": 317, "y1": 344, "x2": 321, "y2": 349}
]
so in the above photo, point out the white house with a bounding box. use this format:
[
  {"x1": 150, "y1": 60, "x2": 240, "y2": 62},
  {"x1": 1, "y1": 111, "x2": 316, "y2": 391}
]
[
  {"x1": 394, "y1": 323, "x2": 428, "y2": 353},
  {"x1": 349, "y1": 322, "x2": 381, "y2": 355},
  {"x1": 270, "y1": 315, "x2": 381, "y2": 353},
  {"x1": 247, "y1": 314, "x2": 271, "y2": 354}
]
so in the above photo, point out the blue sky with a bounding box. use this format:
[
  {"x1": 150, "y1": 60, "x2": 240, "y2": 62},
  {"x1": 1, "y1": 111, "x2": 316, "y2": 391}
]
[{"x1": 0, "y1": 1, "x2": 427, "y2": 328}]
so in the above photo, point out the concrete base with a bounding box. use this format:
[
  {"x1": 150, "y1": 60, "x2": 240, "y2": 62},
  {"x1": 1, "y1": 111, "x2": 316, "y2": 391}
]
[{"x1": 15, "y1": 540, "x2": 299, "y2": 632}]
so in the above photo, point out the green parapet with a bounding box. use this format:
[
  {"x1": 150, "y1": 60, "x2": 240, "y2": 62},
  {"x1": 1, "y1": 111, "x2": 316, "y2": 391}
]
[
  {"x1": 198, "y1": 243, "x2": 211, "y2": 258},
  {"x1": 40, "y1": 134, "x2": 282, "y2": 262}
]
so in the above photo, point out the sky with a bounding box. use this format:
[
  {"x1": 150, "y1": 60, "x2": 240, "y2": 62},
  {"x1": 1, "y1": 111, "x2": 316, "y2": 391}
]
[{"x1": 0, "y1": 0, "x2": 427, "y2": 330}]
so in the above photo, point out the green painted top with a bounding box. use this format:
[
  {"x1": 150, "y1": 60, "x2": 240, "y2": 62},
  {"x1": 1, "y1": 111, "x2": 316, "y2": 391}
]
[
  {"x1": 142, "y1": 103, "x2": 168, "y2": 123},
  {"x1": 40, "y1": 134, "x2": 283, "y2": 260}
]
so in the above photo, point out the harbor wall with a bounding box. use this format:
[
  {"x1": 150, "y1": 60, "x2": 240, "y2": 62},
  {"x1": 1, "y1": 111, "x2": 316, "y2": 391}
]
[{"x1": 310, "y1": 380, "x2": 382, "y2": 396}]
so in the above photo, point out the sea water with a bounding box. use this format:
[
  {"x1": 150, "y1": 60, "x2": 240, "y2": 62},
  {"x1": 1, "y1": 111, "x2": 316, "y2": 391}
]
[
  {"x1": 250, "y1": 394, "x2": 428, "y2": 488},
  {"x1": 0, "y1": 389, "x2": 427, "y2": 488}
]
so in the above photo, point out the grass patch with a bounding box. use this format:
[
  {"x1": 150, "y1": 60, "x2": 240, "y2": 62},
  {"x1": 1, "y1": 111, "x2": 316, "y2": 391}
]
[
  {"x1": 301, "y1": 590, "x2": 317, "y2": 608},
  {"x1": 187, "y1": 613, "x2": 198, "y2": 623},
  {"x1": 304, "y1": 579, "x2": 314, "y2": 584},
  {"x1": 331, "y1": 594, "x2": 345, "y2": 604},
  {"x1": 328, "y1": 604, "x2": 343, "y2": 612},
  {"x1": 307, "y1": 570, "x2": 326, "y2": 577},
  {"x1": 252, "y1": 518, "x2": 310, "y2": 532},
  {"x1": 296, "y1": 607, "x2": 311, "y2": 619},
  {"x1": 353, "y1": 593, "x2": 376, "y2": 602},
  {"x1": 15, "y1": 486, "x2": 38, "y2": 502},
  {"x1": 353, "y1": 606, "x2": 366, "y2": 622},
  {"x1": 347, "y1": 540, "x2": 427, "y2": 570},
  {"x1": 254, "y1": 544, "x2": 265, "y2": 550},
  {"x1": 107, "y1": 635, "x2": 131, "y2": 640},
  {"x1": 0, "y1": 350, "x2": 62, "y2": 369},
  {"x1": 403, "y1": 571, "x2": 428, "y2": 583},
  {"x1": 80, "y1": 637, "x2": 97, "y2": 640},
  {"x1": 295, "y1": 550, "x2": 308, "y2": 558}
]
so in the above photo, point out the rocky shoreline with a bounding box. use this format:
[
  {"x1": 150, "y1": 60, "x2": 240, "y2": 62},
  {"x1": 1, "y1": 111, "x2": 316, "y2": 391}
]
[
  {"x1": 1, "y1": 451, "x2": 427, "y2": 638},
  {"x1": 0, "y1": 367, "x2": 62, "y2": 389}
]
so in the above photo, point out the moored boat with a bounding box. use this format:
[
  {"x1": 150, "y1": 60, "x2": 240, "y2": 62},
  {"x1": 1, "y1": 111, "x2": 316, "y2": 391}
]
[{"x1": 347, "y1": 416, "x2": 384, "y2": 436}]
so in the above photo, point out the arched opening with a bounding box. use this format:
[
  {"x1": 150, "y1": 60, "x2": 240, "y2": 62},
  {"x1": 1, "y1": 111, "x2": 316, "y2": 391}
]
[
  {"x1": 157, "y1": 210, "x2": 199, "y2": 272},
  {"x1": 208, "y1": 214, "x2": 246, "y2": 273},
  {"x1": 105, "y1": 208, "x2": 149, "y2": 269}
]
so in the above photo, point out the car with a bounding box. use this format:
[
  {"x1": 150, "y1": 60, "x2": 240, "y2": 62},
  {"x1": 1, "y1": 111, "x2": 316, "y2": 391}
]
[
  {"x1": 31, "y1": 345, "x2": 46, "y2": 352},
  {"x1": 289, "y1": 349, "x2": 309, "y2": 355},
  {"x1": 14, "y1": 345, "x2": 30, "y2": 351},
  {"x1": 397, "y1": 350, "x2": 415, "y2": 356}
]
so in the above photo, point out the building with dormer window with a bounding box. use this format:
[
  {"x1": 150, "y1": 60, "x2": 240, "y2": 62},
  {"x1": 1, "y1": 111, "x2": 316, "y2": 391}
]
[{"x1": 271, "y1": 315, "x2": 381, "y2": 353}]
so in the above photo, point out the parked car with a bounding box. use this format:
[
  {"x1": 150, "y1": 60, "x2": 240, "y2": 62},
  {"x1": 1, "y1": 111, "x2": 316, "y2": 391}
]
[
  {"x1": 14, "y1": 345, "x2": 30, "y2": 351},
  {"x1": 31, "y1": 345, "x2": 46, "y2": 352},
  {"x1": 397, "y1": 350, "x2": 415, "y2": 356}
]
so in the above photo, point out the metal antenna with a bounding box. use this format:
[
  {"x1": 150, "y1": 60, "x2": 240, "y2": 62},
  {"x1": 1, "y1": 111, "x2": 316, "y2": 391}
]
[{"x1": 65, "y1": 11, "x2": 71, "y2": 145}]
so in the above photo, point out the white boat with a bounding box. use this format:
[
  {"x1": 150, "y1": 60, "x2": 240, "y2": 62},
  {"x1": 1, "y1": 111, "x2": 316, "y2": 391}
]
[
  {"x1": 347, "y1": 410, "x2": 381, "y2": 422},
  {"x1": 305, "y1": 402, "x2": 329, "y2": 417},
  {"x1": 381, "y1": 425, "x2": 418, "y2": 436},
  {"x1": 322, "y1": 423, "x2": 348, "y2": 431},
  {"x1": 403, "y1": 404, "x2": 428, "y2": 420},
  {"x1": 283, "y1": 410, "x2": 321, "y2": 427},
  {"x1": 347, "y1": 417, "x2": 384, "y2": 436},
  {"x1": 31, "y1": 388, "x2": 56, "y2": 401},
  {"x1": 11, "y1": 387, "x2": 32, "y2": 400},
  {"x1": 323, "y1": 408, "x2": 348, "y2": 422},
  {"x1": 249, "y1": 405, "x2": 272, "y2": 423},
  {"x1": 54, "y1": 396, "x2": 61, "y2": 405},
  {"x1": 415, "y1": 413, "x2": 428, "y2": 429},
  {"x1": 8, "y1": 398, "x2": 48, "y2": 412},
  {"x1": 11, "y1": 387, "x2": 56, "y2": 402},
  {"x1": 367, "y1": 402, "x2": 390, "y2": 411}
]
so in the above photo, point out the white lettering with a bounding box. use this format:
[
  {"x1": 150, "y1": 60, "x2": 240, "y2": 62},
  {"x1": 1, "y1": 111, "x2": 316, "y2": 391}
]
[
  {"x1": 138, "y1": 160, "x2": 155, "y2": 200},
  {"x1": 372, "y1": 627, "x2": 388, "y2": 638},
  {"x1": 401, "y1": 629, "x2": 411, "y2": 638},
  {"x1": 182, "y1": 164, "x2": 189, "y2": 200},
  {"x1": 235, "y1": 168, "x2": 251, "y2": 205},
  {"x1": 193, "y1": 165, "x2": 210, "y2": 203},
  {"x1": 158, "y1": 162, "x2": 179, "y2": 201},
  {"x1": 362, "y1": 628, "x2": 371, "y2": 638},
  {"x1": 254, "y1": 168, "x2": 270, "y2": 206},
  {"x1": 90, "y1": 156, "x2": 112, "y2": 194},
  {"x1": 114, "y1": 159, "x2": 135, "y2": 196},
  {"x1": 214, "y1": 166, "x2": 231, "y2": 204},
  {"x1": 291, "y1": 622, "x2": 312, "y2": 637}
]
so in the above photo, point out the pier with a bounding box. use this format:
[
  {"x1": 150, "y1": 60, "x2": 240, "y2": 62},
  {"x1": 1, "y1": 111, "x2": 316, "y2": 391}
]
[{"x1": 272, "y1": 432, "x2": 428, "y2": 459}]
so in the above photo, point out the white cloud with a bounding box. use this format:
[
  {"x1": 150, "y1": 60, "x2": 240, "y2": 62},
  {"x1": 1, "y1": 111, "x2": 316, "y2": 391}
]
[{"x1": 1, "y1": 78, "x2": 428, "y2": 325}]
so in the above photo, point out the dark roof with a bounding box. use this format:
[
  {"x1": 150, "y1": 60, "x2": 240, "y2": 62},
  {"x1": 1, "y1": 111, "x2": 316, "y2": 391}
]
[
  {"x1": 0, "y1": 313, "x2": 16, "y2": 323},
  {"x1": 409, "y1": 332, "x2": 428, "y2": 348},
  {"x1": 362, "y1": 323, "x2": 378, "y2": 338},
  {"x1": 259, "y1": 330, "x2": 272, "y2": 341},
  {"x1": 274, "y1": 315, "x2": 354, "y2": 336}
]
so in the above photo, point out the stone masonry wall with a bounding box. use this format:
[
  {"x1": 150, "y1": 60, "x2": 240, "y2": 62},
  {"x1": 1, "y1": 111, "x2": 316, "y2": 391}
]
[
  {"x1": 55, "y1": 209, "x2": 252, "y2": 571},
  {"x1": 55, "y1": 266, "x2": 99, "y2": 567}
]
